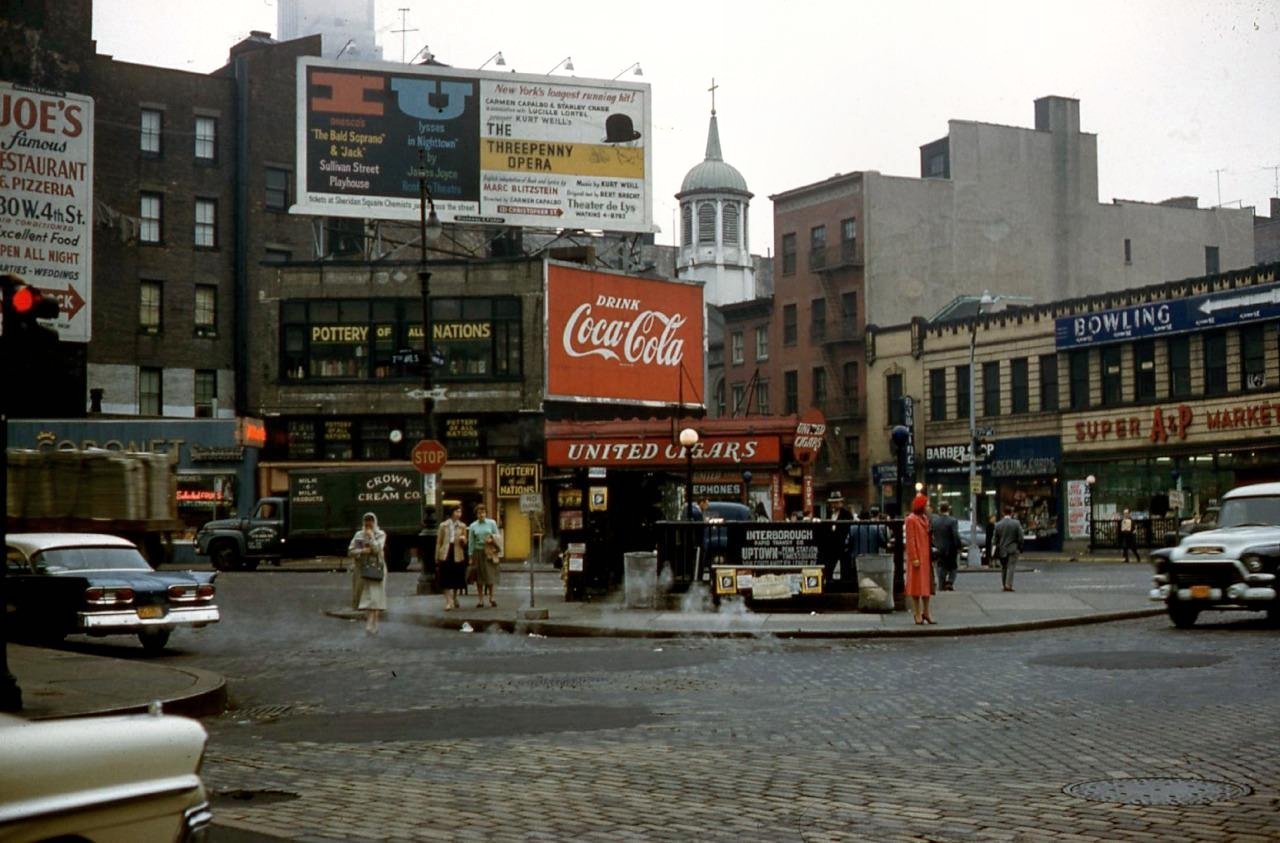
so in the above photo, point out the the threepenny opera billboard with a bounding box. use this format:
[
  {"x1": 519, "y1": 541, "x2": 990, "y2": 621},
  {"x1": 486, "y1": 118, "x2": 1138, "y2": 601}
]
[{"x1": 295, "y1": 58, "x2": 653, "y2": 232}]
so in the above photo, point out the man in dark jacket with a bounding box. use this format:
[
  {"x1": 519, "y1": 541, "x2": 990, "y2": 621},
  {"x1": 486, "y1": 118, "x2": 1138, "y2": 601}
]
[
  {"x1": 930, "y1": 501, "x2": 963, "y2": 591},
  {"x1": 992, "y1": 506, "x2": 1025, "y2": 592}
]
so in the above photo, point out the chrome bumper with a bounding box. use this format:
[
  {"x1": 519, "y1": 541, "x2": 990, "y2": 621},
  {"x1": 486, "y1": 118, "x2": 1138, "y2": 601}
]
[{"x1": 78, "y1": 606, "x2": 221, "y2": 632}]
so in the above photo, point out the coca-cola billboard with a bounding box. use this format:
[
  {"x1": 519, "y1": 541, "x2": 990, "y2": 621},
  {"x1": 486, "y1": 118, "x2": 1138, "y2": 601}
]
[{"x1": 545, "y1": 263, "x2": 704, "y2": 405}]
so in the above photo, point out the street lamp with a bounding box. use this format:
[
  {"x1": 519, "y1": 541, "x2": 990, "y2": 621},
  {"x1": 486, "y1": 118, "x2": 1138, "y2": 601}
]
[
  {"x1": 409, "y1": 149, "x2": 443, "y2": 523},
  {"x1": 966, "y1": 290, "x2": 994, "y2": 568},
  {"x1": 611, "y1": 62, "x2": 643, "y2": 80},
  {"x1": 679, "y1": 427, "x2": 699, "y2": 519},
  {"x1": 478, "y1": 51, "x2": 505, "y2": 70},
  {"x1": 546, "y1": 56, "x2": 574, "y2": 74}
]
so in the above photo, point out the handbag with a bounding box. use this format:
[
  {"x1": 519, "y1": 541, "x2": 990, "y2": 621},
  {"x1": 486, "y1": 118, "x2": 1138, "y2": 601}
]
[
  {"x1": 360, "y1": 558, "x2": 384, "y2": 581},
  {"x1": 465, "y1": 563, "x2": 477, "y2": 584}
]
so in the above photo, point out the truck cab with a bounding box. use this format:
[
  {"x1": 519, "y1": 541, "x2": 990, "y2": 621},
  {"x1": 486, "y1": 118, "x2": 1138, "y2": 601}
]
[{"x1": 195, "y1": 497, "x2": 286, "y2": 571}]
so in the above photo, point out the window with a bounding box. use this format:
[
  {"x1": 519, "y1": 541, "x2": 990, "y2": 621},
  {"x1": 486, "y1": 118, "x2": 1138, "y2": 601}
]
[
  {"x1": 265, "y1": 168, "x2": 290, "y2": 212},
  {"x1": 781, "y1": 233, "x2": 796, "y2": 275},
  {"x1": 1205, "y1": 246, "x2": 1219, "y2": 275},
  {"x1": 194, "y1": 116, "x2": 216, "y2": 160},
  {"x1": 844, "y1": 435, "x2": 860, "y2": 471},
  {"x1": 681, "y1": 204, "x2": 692, "y2": 246},
  {"x1": 139, "y1": 281, "x2": 162, "y2": 332},
  {"x1": 1203, "y1": 331, "x2": 1227, "y2": 396},
  {"x1": 1069, "y1": 349, "x2": 1090, "y2": 410},
  {"x1": 722, "y1": 202, "x2": 739, "y2": 245},
  {"x1": 1123, "y1": 238, "x2": 1132, "y2": 265},
  {"x1": 955, "y1": 365, "x2": 970, "y2": 419},
  {"x1": 697, "y1": 202, "x2": 716, "y2": 244},
  {"x1": 194, "y1": 370, "x2": 217, "y2": 414},
  {"x1": 808, "y1": 225, "x2": 827, "y2": 269},
  {"x1": 840, "y1": 291, "x2": 857, "y2": 336},
  {"x1": 731, "y1": 384, "x2": 746, "y2": 416},
  {"x1": 840, "y1": 217, "x2": 857, "y2": 262},
  {"x1": 842, "y1": 361, "x2": 858, "y2": 402},
  {"x1": 755, "y1": 326, "x2": 768, "y2": 361},
  {"x1": 715, "y1": 379, "x2": 725, "y2": 416},
  {"x1": 1134, "y1": 340, "x2": 1156, "y2": 401},
  {"x1": 1241, "y1": 325, "x2": 1266, "y2": 390},
  {"x1": 139, "y1": 367, "x2": 162, "y2": 415},
  {"x1": 1039, "y1": 353, "x2": 1059, "y2": 411},
  {"x1": 784, "y1": 370, "x2": 798, "y2": 414},
  {"x1": 264, "y1": 248, "x2": 292, "y2": 263},
  {"x1": 982, "y1": 361, "x2": 1001, "y2": 416},
  {"x1": 1168, "y1": 335, "x2": 1191, "y2": 398},
  {"x1": 755, "y1": 381, "x2": 769, "y2": 415},
  {"x1": 887, "y1": 373, "x2": 904, "y2": 426},
  {"x1": 810, "y1": 297, "x2": 826, "y2": 341},
  {"x1": 783, "y1": 304, "x2": 797, "y2": 345},
  {"x1": 929, "y1": 368, "x2": 947, "y2": 422},
  {"x1": 730, "y1": 331, "x2": 744, "y2": 365},
  {"x1": 813, "y1": 366, "x2": 828, "y2": 408},
  {"x1": 1100, "y1": 346, "x2": 1122, "y2": 406},
  {"x1": 194, "y1": 198, "x2": 217, "y2": 248},
  {"x1": 194, "y1": 285, "x2": 217, "y2": 336},
  {"x1": 1010, "y1": 358, "x2": 1029, "y2": 414},
  {"x1": 140, "y1": 108, "x2": 162, "y2": 154},
  {"x1": 140, "y1": 193, "x2": 162, "y2": 243},
  {"x1": 431, "y1": 297, "x2": 523, "y2": 381}
]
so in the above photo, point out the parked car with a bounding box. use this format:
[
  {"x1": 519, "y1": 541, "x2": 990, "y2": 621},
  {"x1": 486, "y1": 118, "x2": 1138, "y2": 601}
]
[
  {"x1": 1177, "y1": 501, "x2": 1220, "y2": 542},
  {"x1": 957, "y1": 519, "x2": 987, "y2": 565},
  {"x1": 0, "y1": 709, "x2": 213, "y2": 841},
  {"x1": 1149, "y1": 483, "x2": 1280, "y2": 628},
  {"x1": 4, "y1": 533, "x2": 220, "y2": 653}
]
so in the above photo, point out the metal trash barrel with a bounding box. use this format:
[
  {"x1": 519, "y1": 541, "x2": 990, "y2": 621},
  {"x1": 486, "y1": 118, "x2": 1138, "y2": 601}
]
[
  {"x1": 856, "y1": 554, "x2": 895, "y2": 612},
  {"x1": 624, "y1": 551, "x2": 659, "y2": 609}
]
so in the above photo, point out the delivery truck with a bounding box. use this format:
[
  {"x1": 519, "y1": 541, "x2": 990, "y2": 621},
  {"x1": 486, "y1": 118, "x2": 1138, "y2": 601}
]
[{"x1": 194, "y1": 467, "x2": 425, "y2": 571}]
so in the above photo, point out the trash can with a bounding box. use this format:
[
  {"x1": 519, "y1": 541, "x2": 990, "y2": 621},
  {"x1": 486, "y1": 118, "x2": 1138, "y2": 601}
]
[
  {"x1": 624, "y1": 551, "x2": 659, "y2": 609},
  {"x1": 856, "y1": 554, "x2": 895, "y2": 612}
]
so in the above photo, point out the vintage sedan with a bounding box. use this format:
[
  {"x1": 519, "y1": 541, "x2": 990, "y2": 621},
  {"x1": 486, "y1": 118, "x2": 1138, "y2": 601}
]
[
  {"x1": 0, "y1": 708, "x2": 213, "y2": 842},
  {"x1": 5, "y1": 533, "x2": 220, "y2": 653}
]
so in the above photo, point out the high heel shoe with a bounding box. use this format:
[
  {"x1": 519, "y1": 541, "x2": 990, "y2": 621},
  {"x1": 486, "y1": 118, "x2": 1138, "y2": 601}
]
[
  {"x1": 923, "y1": 616, "x2": 936, "y2": 624},
  {"x1": 914, "y1": 616, "x2": 923, "y2": 625}
]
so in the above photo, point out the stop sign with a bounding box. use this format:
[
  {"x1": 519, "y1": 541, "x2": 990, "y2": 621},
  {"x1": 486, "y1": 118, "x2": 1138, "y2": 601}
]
[{"x1": 411, "y1": 439, "x2": 448, "y2": 474}]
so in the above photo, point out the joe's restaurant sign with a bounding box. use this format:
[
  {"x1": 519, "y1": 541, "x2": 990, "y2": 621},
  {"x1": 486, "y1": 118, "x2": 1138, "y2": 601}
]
[{"x1": 1064, "y1": 397, "x2": 1280, "y2": 452}]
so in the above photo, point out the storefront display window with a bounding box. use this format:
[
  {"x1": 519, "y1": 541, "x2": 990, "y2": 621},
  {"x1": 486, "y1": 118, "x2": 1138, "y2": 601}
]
[
  {"x1": 177, "y1": 472, "x2": 237, "y2": 538},
  {"x1": 427, "y1": 297, "x2": 522, "y2": 382},
  {"x1": 280, "y1": 299, "x2": 422, "y2": 383}
]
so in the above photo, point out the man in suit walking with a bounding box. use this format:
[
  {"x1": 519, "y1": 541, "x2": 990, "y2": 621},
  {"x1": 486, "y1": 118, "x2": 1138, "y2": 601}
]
[
  {"x1": 993, "y1": 506, "x2": 1025, "y2": 592},
  {"x1": 930, "y1": 501, "x2": 962, "y2": 591}
]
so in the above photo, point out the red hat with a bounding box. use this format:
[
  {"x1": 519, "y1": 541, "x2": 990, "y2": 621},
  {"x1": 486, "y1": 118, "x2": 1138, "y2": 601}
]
[{"x1": 911, "y1": 494, "x2": 929, "y2": 513}]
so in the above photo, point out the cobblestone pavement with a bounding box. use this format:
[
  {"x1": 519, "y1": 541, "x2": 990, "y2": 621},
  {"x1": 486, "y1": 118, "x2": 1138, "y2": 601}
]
[{"x1": 176, "y1": 572, "x2": 1279, "y2": 842}]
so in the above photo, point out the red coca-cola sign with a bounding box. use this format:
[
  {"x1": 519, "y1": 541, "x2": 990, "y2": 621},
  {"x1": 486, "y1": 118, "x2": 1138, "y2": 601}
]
[{"x1": 546, "y1": 264, "x2": 704, "y2": 404}]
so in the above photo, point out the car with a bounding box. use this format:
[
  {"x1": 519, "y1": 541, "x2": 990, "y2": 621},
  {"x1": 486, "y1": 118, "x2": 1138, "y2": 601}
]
[
  {"x1": 1177, "y1": 501, "x2": 1220, "y2": 542},
  {"x1": 4, "y1": 533, "x2": 220, "y2": 654},
  {"x1": 957, "y1": 519, "x2": 987, "y2": 565},
  {"x1": 0, "y1": 709, "x2": 213, "y2": 842},
  {"x1": 1149, "y1": 483, "x2": 1280, "y2": 628}
]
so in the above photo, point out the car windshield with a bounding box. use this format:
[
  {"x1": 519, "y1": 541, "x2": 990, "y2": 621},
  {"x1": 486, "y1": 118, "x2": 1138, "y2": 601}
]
[
  {"x1": 1217, "y1": 496, "x2": 1280, "y2": 529},
  {"x1": 33, "y1": 546, "x2": 152, "y2": 572}
]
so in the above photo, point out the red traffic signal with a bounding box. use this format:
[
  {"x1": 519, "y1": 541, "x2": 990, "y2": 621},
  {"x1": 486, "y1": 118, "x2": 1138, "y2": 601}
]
[{"x1": 2, "y1": 274, "x2": 61, "y2": 342}]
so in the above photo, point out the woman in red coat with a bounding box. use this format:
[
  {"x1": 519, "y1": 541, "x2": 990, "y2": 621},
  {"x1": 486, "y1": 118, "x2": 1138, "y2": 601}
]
[{"x1": 904, "y1": 493, "x2": 935, "y2": 624}]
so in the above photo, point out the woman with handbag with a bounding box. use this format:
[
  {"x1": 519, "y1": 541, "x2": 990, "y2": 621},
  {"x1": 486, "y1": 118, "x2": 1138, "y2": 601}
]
[
  {"x1": 435, "y1": 505, "x2": 468, "y2": 610},
  {"x1": 467, "y1": 503, "x2": 502, "y2": 609},
  {"x1": 348, "y1": 512, "x2": 388, "y2": 634}
]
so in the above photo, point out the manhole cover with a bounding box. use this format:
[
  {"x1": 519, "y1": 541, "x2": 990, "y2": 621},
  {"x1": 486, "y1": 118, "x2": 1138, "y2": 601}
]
[
  {"x1": 1064, "y1": 778, "x2": 1250, "y2": 806},
  {"x1": 1029, "y1": 651, "x2": 1225, "y2": 670},
  {"x1": 211, "y1": 789, "x2": 300, "y2": 807}
]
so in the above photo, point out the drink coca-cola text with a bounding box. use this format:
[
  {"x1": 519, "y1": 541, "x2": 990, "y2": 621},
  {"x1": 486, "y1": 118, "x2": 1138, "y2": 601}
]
[{"x1": 562, "y1": 302, "x2": 686, "y2": 366}]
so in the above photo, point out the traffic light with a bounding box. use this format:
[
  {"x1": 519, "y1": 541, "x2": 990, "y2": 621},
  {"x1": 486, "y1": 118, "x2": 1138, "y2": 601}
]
[{"x1": 1, "y1": 274, "x2": 61, "y2": 350}]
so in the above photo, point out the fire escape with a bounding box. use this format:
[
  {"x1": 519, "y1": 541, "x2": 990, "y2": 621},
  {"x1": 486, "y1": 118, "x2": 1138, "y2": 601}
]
[{"x1": 810, "y1": 233, "x2": 865, "y2": 487}]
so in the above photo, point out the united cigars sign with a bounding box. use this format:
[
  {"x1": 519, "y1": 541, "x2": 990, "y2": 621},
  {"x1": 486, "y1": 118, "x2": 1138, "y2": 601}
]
[
  {"x1": 546, "y1": 436, "x2": 779, "y2": 468},
  {"x1": 545, "y1": 264, "x2": 704, "y2": 405},
  {"x1": 295, "y1": 58, "x2": 652, "y2": 232}
]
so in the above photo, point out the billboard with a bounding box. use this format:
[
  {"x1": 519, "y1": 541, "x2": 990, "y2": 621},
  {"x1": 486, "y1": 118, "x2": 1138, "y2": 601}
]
[
  {"x1": 545, "y1": 263, "x2": 704, "y2": 406},
  {"x1": 0, "y1": 82, "x2": 93, "y2": 342},
  {"x1": 295, "y1": 58, "x2": 653, "y2": 232}
]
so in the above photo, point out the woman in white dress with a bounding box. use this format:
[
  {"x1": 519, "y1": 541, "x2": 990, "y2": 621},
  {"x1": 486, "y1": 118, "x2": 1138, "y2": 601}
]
[{"x1": 349, "y1": 512, "x2": 388, "y2": 634}]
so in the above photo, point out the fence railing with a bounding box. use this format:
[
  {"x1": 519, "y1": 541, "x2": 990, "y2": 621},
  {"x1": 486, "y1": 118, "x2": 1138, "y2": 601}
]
[{"x1": 1089, "y1": 517, "x2": 1181, "y2": 550}]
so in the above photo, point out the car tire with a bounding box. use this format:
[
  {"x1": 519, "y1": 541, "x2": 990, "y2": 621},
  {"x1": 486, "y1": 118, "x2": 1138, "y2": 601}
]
[
  {"x1": 1167, "y1": 603, "x2": 1200, "y2": 629},
  {"x1": 139, "y1": 629, "x2": 171, "y2": 654},
  {"x1": 210, "y1": 542, "x2": 240, "y2": 572}
]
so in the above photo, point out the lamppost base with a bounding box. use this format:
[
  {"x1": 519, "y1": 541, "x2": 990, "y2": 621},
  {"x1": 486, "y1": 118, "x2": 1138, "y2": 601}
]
[{"x1": 519, "y1": 607, "x2": 549, "y2": 621}]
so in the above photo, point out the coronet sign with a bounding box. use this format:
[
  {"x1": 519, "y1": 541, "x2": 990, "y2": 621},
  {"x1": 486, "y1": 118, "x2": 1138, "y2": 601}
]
[
  {"x1": 546, "y1": 436, "x2": 779, "y2": 468},
  {"x1": 545, "y1": 264, "x2": 704, "y2": 405}
]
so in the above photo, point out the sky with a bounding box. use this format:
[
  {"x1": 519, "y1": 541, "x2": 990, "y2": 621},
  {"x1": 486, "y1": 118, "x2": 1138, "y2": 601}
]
[{"x1": 92, "y1": 0, "x2": 1280, "y2": 253}]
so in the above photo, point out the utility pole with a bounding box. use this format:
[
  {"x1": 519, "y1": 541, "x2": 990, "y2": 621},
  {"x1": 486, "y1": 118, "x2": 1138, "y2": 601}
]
[
  {"x1": 967, "y1": 292, "x2": 991, "y2": 568},
  {"x1": 1211, "y1": 167, "x2": 1227, "y2": 207},
  {"x1": 392, "y1": 8, "x2": 417, "y2": 63}
]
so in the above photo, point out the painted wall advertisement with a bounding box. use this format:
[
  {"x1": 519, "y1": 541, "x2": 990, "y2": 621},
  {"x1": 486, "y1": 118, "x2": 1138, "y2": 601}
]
[
  {"x1": 545, "y1": 264, "x2": 704, "y2": 405},
  {"x1": 0, "y1": 82, "x2": 94, "y2": 342},
  {"x1": 295, "y1": 58, "x2": 652, "y2": 232}
]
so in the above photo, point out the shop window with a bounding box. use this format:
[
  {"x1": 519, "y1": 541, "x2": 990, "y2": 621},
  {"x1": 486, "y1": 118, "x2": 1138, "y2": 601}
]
[
  {"x1": 1241, "y1": 324, "x2": 1266, "y2": 390},
  {"x1": 929, "y1": 368, "x2": 946, "y2": 421},
  {"x1": 731, "y1": 331, "x2": 744, "y2": 365},
  {"x1": 1100, "y1": 346, "x2": 1122, "y2": 406},
  {"x1": 1168, "y1": 335, "x2": 1191, "y2": 398},
  {"x1": 810, "y1": 297, "x2": 826, "y2": 341},
  {"x1": 982, "y1": 361, "x2": 1000, "y2": 416},
  {"x1": 322, "y1": 419, "x2": 354, "y2": 460},
  {"x1": 286, "y1": 419, "x2": 317, "y2": 459},
  {"x1": 781, "y1": 233, "x2": 796, "y2": 275},
  {"x1": 887, "y1": 372, "x2": 904, "y2": 426},
  {"x1": 784, "y1": 370, "x2": 798, "y2": 415},
  {"x1": 783, "y1": 304, "x2": 797, "y2": 345},
  {"x1": 1010, "y1": 358, "x2": 1028, "y2": 414},
  {"x1": 1069, "y1": 349, "x2": 1090, "y2": 410},
  {"x1": 177, "y1": 472, "x2": 237, "y2": 536},
  {"x1": 954, "y1": 365, "x2": 970, "y2": 419},
  {"x1": 1134, "y1": 340, "x2": 1156, "y2": 401},
  {"x1": 430, "y1": 297, "x2": 523, "y2": 381},
  {"x1": 360, "y1": 420, "x2": 392, "y2": 459},
  {"x1": 1039, "y1": 353, "x2": 1059, "y2": 411},
  {"x1": 755, "y1": 381, "x2": 770, "y2": 416},
  {"x1": 813, "y1": 366, "x2": 828, "y2": 409},
  {"x1": 755, "y1": 326, "x2": 768, "y2": 361},
  {"x1": 1202, "y1": 331, "x2": 1227, "y2": 396}
]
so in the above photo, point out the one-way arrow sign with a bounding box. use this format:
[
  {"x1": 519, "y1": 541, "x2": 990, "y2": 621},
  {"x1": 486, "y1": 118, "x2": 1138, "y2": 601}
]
[
  {"x1": 405, "y1": 387, "x2": 447, "y2": 400},
  {"x1": 1198, "y1": 287, "x2": 1280, "y2": 315}
]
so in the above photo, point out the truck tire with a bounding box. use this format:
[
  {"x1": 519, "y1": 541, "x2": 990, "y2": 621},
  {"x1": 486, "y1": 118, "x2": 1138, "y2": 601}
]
[
  {"x1": 240, "y1": 558, "x2": 260, "y2": 572},
  {"x1": 139, "y1": 629, "x2": 171, "y2": 654},
  {"x1": 210, "y1": 541, "x2": 240, "y2": 572},
  {"x1": 1167, "y1": 603, "x2": 1199, "y2": 629}
]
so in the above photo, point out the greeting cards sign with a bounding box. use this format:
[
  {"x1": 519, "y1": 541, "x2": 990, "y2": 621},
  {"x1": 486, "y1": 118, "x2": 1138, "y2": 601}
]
[{"x1": 295, "y1": 58, "x2": 652, "y2": 232}]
